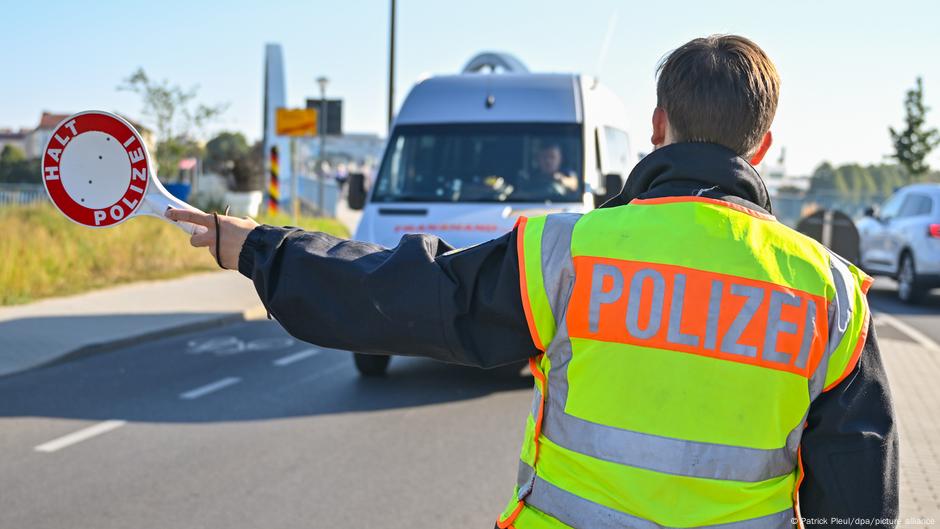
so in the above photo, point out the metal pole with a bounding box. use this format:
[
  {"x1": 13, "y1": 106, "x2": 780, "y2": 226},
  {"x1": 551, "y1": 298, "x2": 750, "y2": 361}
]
[
  {"x1": 318, "y1": 85, "x2": 327, "y2": 216},
  {"x1": 387, "y1": 0, "x2": 396, "y2": 130},
  {"x1": 291, "y1": 137, "x2": 299, "y2": 224},
  {"x1": 193, "y1": 157, "x2": 200, "y2": 195},
  {"x1": 822, "y1": 209, "x2": 834, "y2": 248}
]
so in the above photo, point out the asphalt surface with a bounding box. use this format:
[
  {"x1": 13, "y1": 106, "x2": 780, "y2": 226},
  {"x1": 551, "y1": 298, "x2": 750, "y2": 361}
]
[
  {"x1": 0, "y1": 320, "x2": 531, "y2": 528},
  {"x1": 868, "y1": 277, "x2": 940, "y2": 346},
  {"x1": 1, "y1": 279, "x2": 937, "y2": 529}
]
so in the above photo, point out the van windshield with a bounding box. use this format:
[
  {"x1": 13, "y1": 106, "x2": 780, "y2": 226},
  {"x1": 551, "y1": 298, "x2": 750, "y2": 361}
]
[{"x1": 372, "y1": 123, "x2": 583, "y2": 203}]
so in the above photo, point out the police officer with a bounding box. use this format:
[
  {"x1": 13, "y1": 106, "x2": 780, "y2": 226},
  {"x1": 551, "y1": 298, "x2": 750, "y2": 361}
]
[{"x1": 169, "y1": 35, "x2": 898, "y2": 528}]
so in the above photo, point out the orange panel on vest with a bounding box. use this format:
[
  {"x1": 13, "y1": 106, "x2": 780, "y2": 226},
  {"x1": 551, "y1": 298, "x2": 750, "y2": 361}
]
[{"x1": 566, "y1": 257, "x2": 828, "y2": 377}]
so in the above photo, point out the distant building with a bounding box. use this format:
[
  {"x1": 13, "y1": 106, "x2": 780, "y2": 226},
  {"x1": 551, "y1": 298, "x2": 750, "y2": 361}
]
[
  {"x1": 23, "y1": 111, "x2": 155, "y2": 160},
  {"x1": 24, "y1": 112, "x2": 70, "y2": 158},
  {"x1": 759, "y1": 147, "x2": 810, "y2": 195},
  {"x1": 310, "y1": 132, "x2": 385, "y2": 165},
  {"x1": 0, "y1": 128, "x2": 29, "y2": 155}
]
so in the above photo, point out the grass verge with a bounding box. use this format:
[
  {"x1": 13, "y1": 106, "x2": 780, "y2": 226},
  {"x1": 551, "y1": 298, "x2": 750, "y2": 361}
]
[{"x1": 0, "y1": 203, "x2": 349, "y2": 306}]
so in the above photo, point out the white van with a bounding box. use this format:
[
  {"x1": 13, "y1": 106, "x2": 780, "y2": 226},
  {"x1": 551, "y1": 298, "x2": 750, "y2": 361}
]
[{"x1": 346, "y1": 58, "x2": 634, "y2": 375}]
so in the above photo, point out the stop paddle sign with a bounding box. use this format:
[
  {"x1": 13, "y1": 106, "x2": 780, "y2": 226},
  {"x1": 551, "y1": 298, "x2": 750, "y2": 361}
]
[{"x1": 41, "y1": 111, "x2": 206, "y2": 233}]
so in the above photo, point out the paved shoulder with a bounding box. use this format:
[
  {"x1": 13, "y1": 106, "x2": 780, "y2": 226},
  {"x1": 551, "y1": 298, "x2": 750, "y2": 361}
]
[
  {"x1": 878, "y1": 335, "x2": 940, "y2": 522},
  {"x1": 0, "y1": 271, "x2": 264, "y2": 377}
]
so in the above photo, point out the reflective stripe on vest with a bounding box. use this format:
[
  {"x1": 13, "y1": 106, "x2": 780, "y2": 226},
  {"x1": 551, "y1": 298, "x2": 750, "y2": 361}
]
[
  {"x1": 499, "y1": 197, "x2": 872, "y2": 529},
  {"x1": 518, "y1": 460, "x2": 795, "y2": 529}
]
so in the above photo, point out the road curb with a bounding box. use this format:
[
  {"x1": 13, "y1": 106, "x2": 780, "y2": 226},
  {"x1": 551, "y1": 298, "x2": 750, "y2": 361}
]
[{"x1": 0, "y1": 305, "x2": 268, "y2": 378}]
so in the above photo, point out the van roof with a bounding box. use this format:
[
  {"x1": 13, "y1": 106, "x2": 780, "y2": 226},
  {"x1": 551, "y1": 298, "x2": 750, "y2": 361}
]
[{"x1": 395, "y1": 73, "x2": 582, "y2": 125}]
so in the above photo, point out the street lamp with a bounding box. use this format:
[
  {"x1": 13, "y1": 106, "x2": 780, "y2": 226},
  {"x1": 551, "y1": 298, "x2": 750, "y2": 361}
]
[
  {"x1": 388, "y1": 0, "x2": 396, "y2": 130},
  {"x1": 316, "y1": 76, "x2": 329, "y2": 215}
]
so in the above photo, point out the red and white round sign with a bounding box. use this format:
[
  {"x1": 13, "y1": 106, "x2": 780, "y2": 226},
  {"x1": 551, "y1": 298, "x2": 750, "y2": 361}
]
[{"x1": 41, "y1": 111, "x2": 151, "y2": 228}]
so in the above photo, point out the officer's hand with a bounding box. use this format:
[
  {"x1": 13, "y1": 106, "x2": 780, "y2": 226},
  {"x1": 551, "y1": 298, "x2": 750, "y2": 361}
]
[{"x1": 165, "y1": 208, "x2": 259, "y2": 270}]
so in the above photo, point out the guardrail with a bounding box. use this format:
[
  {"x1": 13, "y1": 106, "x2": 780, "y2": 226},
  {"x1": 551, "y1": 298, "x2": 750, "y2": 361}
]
[
  {"x1": 0, "y1": 184, "x2": 46, "y2": 207},
  {"x1": 297, "y1": 176, "x2": 340, "y2": 218}
]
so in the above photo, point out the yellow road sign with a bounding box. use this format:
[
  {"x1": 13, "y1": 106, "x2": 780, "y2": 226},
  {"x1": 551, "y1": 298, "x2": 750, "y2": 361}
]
[{"x1": 275, "y1": 108, "x2": 318, "y2": 137}]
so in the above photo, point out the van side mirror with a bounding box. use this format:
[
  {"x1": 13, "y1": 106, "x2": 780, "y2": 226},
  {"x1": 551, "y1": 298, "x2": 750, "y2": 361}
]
[
  {"x1": 593, "y1": 173, "x2": 623, "y2": 208},
  {"x1": 347, "y1": 173, "x2": 367, "y2": 210}
]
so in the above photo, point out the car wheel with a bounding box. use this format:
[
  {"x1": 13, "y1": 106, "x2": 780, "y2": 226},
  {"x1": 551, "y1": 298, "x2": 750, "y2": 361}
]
[
  {"x1": 353, "y1": 352, "x2": 390, "y2": 377},
  {"x1": 898, "y1": 252, "x2": 927, "y2": 304}
]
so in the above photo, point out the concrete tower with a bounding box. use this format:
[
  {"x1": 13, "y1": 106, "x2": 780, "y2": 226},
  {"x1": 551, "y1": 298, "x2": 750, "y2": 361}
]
[{"x1": 263, "y1": 43, "x2": 291, "y2": 212}]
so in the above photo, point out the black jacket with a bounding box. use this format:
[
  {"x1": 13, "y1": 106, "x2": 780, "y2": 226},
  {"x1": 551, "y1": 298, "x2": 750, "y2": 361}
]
[{"x1": 238, "y1": 142, "x2": 898, "y2": 524}]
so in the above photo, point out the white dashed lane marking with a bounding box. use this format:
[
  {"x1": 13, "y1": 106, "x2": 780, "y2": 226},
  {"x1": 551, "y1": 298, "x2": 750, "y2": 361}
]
[
  {"x1": 179, "y1": 377, "x2": 241, "y2": 400},
  {"x1": 273, "y1": 348, "x2": 320, "y2": 367},
  {"x1": 874, "y1": 312, "x2": 940, "y2": 353},
  {"x1": 34, "y1": 420, "x2": 127, "y2": 453}
]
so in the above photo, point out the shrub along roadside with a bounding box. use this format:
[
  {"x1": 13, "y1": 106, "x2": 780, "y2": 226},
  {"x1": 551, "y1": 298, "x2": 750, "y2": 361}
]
[{"x1": 0, "y1": 203, "x2": 349, "y2": 306}]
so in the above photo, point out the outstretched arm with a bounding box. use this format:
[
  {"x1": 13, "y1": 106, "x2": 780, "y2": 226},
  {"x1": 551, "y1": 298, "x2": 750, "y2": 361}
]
[{"x1": 165, "y1": 208, "x2": 539, "y2": 367}]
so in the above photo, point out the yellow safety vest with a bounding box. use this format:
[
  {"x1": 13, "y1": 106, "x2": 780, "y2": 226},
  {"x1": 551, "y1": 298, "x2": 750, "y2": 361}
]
[{"x1": 497, "y1": 196, "x2": 872, "y2": 529}]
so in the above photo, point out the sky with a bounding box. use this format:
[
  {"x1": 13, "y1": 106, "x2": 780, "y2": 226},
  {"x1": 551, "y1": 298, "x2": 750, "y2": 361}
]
[{"x1": 2, "y1": 0, "x2": 939, "y2": 176}]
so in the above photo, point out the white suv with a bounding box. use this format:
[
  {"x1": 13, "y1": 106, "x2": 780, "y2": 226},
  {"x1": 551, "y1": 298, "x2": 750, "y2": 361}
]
[{"x1": 858, "y1": 183, "x2": 940, "y2": 303}]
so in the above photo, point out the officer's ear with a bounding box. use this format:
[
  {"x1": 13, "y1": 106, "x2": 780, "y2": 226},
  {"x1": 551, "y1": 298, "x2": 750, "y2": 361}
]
[
  {"x1": 749, "y1": 131, "x2": 773, "y2": 165},
  {"x1": 651, "y1": 107, "x2": 668, "y2": 149}
]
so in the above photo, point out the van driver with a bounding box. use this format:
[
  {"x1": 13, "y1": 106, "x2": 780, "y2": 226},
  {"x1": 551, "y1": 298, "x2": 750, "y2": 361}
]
[{"x1": 521, "y1": 143, "x2": 579, "y2": 200}]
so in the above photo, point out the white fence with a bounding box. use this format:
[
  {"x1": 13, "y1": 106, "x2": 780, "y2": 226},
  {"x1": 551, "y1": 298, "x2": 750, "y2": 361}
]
[{"x1": 0, "y1": 184, "x2": 46, "y2": 207}]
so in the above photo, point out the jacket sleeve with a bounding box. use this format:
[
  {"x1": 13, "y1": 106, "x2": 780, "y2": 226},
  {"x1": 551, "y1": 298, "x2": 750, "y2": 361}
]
[
  {"x1": 237, "y1": 225, "x2": 540, "y2": 368},
  {"x1": 798, "y1": 319, "x2": 899, "y2": 522}
]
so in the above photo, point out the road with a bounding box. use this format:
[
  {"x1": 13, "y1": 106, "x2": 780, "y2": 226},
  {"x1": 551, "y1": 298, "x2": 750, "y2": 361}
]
[
  {"x1": 0, "y1": 321, "x2": 531, "y2": 528},
  {"x1": 868, "y1": 277, "x2": 940, "y2": 347},
  {"x1": 1, "y1": 281, "x2": 937, "y2": 528}
]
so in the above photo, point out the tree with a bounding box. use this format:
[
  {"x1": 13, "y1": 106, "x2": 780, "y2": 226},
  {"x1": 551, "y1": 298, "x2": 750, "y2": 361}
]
[
  {"x1": 839, "y1": 164, "x2": 876, "y2": 201},
  {"x1": 156, "y1": 137, "x2": 203, "y2": 182},
  {"x1": 205, "y1": 132, "x2": 262, "y2": 191},
  {"x1": 889, "y1": 77, "x2": 940, "y2": 178},
  {"x1": 0, "y1": 144, "x2": 25, "y2": 165},
  {"x1": 0, "y1": 145, "x2": 40, "y2": 184},
  {"x1": 118, "y1": 68, "x2": 227, "y2": 179},
  {"x1": 809, "y1": 162, "x2": 838, "y2": 193},
  {"x1": 205, "y1": 132, "x2": 250, "y2": 175},
  {"x1": 869, "y1": 164, "x2": 905, "y2": 196},
  {"x1": 231, "y1": 141, "x2": 264, "y2": 192}
]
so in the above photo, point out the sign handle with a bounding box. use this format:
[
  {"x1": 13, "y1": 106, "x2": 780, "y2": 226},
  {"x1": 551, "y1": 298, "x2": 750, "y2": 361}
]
[{"x1": 139, "y1": 177, "x2": 208, "y2": 235}]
